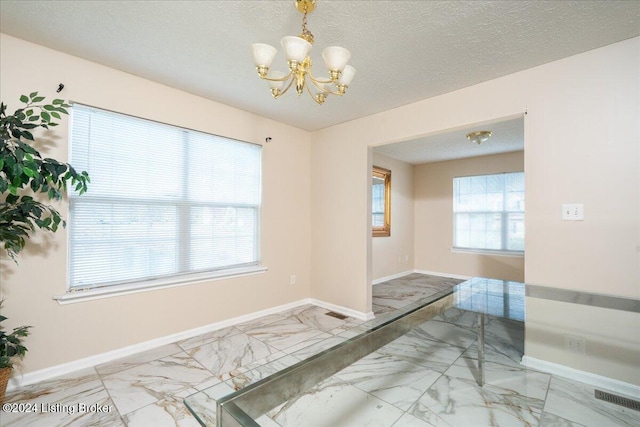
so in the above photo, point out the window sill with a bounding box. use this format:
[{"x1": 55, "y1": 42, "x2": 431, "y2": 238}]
[
  {"x1": 53, "y1": 265, "x2": 268, "y2": 305},
  {"x1": 450, "y1": 248, "x2": 524, "y2": 258}
]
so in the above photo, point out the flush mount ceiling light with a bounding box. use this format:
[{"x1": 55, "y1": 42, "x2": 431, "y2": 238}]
[
  {"x1": 466, "y1": 131, "x2": 493, "y2": 145},
  {"x1": 249, "y1": 0, "x2": 356, "y2": 105}
]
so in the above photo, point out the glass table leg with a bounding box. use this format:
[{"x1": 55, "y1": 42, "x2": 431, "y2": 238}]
[{"x1": 478, "y1": 312, "x2": 485, "y2": 387}]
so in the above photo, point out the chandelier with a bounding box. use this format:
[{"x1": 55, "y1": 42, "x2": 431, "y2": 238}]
[
  {"x1": 249, "y1": 0, "x2": 356, "y2": 105},
  {"x1": 466, "y1": 131, "x2": 493, "y2": 145}
]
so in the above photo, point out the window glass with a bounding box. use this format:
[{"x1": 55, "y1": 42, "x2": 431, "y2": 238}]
[
  {"x1": 453, "y1": 172, "x2": 524, "y2": 253},
  {"x1": 68, "y1": 104, "x2": 262, "y2": 290}
]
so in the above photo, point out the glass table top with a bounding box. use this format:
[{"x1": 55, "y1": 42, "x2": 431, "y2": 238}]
[
  {"x1": 453, "y1": 276, "x2": 525, "y2": 321},
  {"x1": 184, "y1": 277, "x2": 525, "y2": 426}
]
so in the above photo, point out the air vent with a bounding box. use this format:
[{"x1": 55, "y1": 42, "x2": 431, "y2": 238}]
[
  {"x1": 325, "y1": 311, "x2": 348, "y2": 320},
  {"x1": 594, "y1": 389, "x2": 640, "y2": 412}
]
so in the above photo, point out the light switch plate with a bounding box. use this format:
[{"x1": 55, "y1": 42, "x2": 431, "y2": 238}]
[{"x1": 562, "y1": 203, "x2": 584, "y2": 221}]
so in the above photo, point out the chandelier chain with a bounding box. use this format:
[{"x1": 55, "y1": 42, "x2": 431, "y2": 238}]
[{"x1": 300, "y1": 7, "x2": 314, "y2": 44}]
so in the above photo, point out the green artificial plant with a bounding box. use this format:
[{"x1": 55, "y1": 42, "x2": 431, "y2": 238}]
[
  {"x1": 0, "y1": 301, "x2": 31, "y2": 369},
  {"x1": 0, "y1": 91, "x2": 90, "y2": 261}
]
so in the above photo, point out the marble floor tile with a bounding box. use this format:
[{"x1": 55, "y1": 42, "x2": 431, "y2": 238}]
[
  {"x1": 461, "y1": 339, "x2": 523, "y2": 369},
  {"x1": 242, "y1": 317, "x2": 326, "y2": 351},
  {"x1": 432, "y1": 308, "x2": 479, "y2": 328},
  {"x1": 1, "y1": 396, "x2": 123, "y2": 427},
  {"x1": 288, "y1": 305, "x2": 350, "y2": 332},
  {"x1": 373, "y1": 296, "x2": 414, "y2": 312},
  {"x1": 376, "y1": 275, "x2": 461, "y2": 302},
  {"x1": 542, "y1": 376, "x2": 640, "y2": 427},
  {"x1": 2, "y1": 368, "x2": 122, "y2": 427},
  {"x1": 4, "y1": 274, "x2": 637, "y2": 427},
  {"x1": 123, "y1": 394, "x2": 201, "y2": 427},
  {"x1": 255, "y1": 414, "x2": 283, "y2": 426},
  {"x1": 176, "y1": 326, "x2": 243, "y2": 351},
  {"x1": 392, "y1": 412, "x2": 438, "y2": 427},
  {"x1": 101, "y1": 352, "x2": 218, "y2": 416},
  {"x1": 183, "y1": 382, "x2": 237, "y2": 426},
  {"x1": 444, "y1": 357, "x2": 551, "y2": 401},
  {"x1": 484, "y1": 318, "x2": 525, "y2": 353},
  {"x1": 335, "y1": 351, "x2": 443, "y2": 411},
  {"x1": 330, "y1": 327, "x2": 364, "y2": 339},
  {"x1": 266, "y1": 376, "x2": 405, "y2": 427},
  {"x1": 408, "y1": 374, "x2": 544, "y2": 427},
  {"x1": 226, "y1": 354, "x2": 300, "y2": 391},
  {"x1": 234, "y1": 312, "x2": 289, "y2": 332},
  {"x1": 376, "y1": 331, "x2": 467, "y2": 373},
  {"x1": 186, "y1": 332, "x2": 278, "y2": 381},
  {"x1": 287, "y1": 334, "x2": 345, "y2": 359},
  {"x1": 538, "y1": 412, "x2": 588, "y2": 427},
  {"x1": 95, "y1": 343, "x2": 184, "y2": 376},
  {"x1": 412, "y1": 319, "x2": 478, "y2": 350},
  {"x1": 277, "y1": 303, "x2": 315, "y2": 317}
]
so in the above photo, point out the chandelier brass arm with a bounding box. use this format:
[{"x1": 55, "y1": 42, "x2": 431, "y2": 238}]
[
  {"x1": 250, "y1": 0, "x2": 356, "y2": 105},
  {"x1": 307, "y1": 68, "x2": 347, "y2": 95}
]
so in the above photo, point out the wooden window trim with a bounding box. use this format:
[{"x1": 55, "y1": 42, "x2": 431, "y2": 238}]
[{"x1": 372, "y1": 166, "x2": 391, "y2": 237}]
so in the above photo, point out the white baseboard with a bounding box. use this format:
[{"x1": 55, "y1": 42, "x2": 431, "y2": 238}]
[
  {"x1": 373, "y1": 270, "x2": 471, "y2": 286},
  {"x1": 309, "y1": 298, "x2": 375, "y2": 321},
  {"x1": 372, "y1": 270, "x2": 414, "y2": 285},
  {"x1": 7, "y1": 298, "x2": 311, "y2": 391},
  {"x1": 521, "y1": 356, "x2": 640, "y2": 399},
  {"x1": 414, "y1": 269, "x2": 472, "y2": 281},
  {"x1": 7, "y1": 297, "x2": 374, "y2": 391}
]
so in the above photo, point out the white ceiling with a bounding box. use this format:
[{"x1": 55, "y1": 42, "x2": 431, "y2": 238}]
[
  {"x1": 375, "y1": 116, "x2": 524, "y2": 165},
  {"x1": 1, "y1": 1, "x2": 638, "y2": 163}
]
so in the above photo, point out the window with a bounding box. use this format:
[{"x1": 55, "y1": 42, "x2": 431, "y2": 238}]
[
  {"x1": 372, "y1": 166, "x2": 391, "y2": 237},
  {"x1": 68, "y1": 104, "x2": 262, "y2": 291},
  {"x1": 453, "y1": 172, "x2": 524, "y2": 253}
]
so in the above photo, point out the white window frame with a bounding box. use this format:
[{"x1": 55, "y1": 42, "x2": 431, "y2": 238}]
[
  {"x1": 56, "y1": 104, "x2": 265, "y2": 304},
  {"x1": 452, "y1": 172, "x2": 524, "y2": 256}
]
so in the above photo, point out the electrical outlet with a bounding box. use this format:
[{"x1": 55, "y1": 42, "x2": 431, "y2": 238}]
[
  {"x1": 564, "y1": 335, "x2": 586, "y2": 354},
  {"x1": 290, "y1": 275, "x2": 296, "y2": 285}
]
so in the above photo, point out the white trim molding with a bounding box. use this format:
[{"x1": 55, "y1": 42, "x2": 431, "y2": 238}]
[
  {"x1": 521, "y1": 356, "x2": 640, "y2": 399},
  {"x1": 309, "y1": 298, "x2": 375, "y2": 321},
  {"x1": 414, "y1": 270, "x2": 472, "y2": 281},
  {"x1": 54, "y1": 266, "x2": 268, "y2": 305},
  {"x1": 372, "y1": 270, "x2": 414, "y2": 285},
  {"x1": 450, "y1": 247, "x2": 524, "y2": 258}
]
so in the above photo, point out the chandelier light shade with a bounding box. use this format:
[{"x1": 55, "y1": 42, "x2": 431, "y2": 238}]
[
  {"x1": 250, "y1": 0, "x2": 356, "y2": 104},
  {"x1": 466, "y1": 130, "x2": 493, "y2": 145},
  {"x1": 250, "y1": 44, "x2": 278, "y2": 70}
]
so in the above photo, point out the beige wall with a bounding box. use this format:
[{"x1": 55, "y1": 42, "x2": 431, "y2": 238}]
[
  {"x1": 2, "y1": 32, "x2": 639, "y2": 386},
  {"x1": 371, "y1": 153, "x2": 414, "y2": 281},
  {"x1": 414, "y1": 151, "x2": 525, "y2": 281},
  {"x1": 0, "y1": 34, "x2": 312, "y2": 374},
  {"x1": 311, "y1": 37, "x2": 639, "y2": 383}
]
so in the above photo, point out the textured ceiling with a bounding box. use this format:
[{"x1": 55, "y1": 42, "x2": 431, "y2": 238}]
[{"x1": 1, "y1": 0, "x2": 639, "y2": 138}]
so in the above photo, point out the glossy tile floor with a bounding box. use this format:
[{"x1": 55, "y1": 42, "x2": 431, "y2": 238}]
[{"x1": 3, "y1": 274, "x2": 639, "y2": 427}]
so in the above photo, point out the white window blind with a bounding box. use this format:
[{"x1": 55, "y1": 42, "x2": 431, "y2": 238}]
[
  {"x1": 68, "y1": 104, "x2": 262, "y2": 290},
  {"x1": 453, "y1": 172, "x2": 524, "y2": 253}
]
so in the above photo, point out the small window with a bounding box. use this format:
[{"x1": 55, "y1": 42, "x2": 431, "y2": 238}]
[
  {"x1": 372, "y1": 166, "x2": 391, "y2": 237},
  {"x1": 453, "y1": 172, "x2": 524, "y2": 253},
  {"x1": 68, "y1": 104, "x2": 262, "y2": 291}
]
